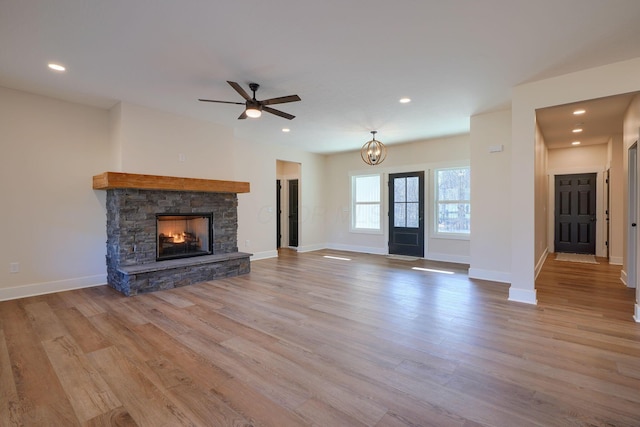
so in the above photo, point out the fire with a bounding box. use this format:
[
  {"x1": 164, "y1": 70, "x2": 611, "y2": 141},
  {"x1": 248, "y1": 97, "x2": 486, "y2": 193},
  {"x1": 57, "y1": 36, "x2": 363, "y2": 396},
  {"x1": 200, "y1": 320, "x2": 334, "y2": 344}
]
[{"x1": 171, "y1": 232, "x2": 185, "y2": 243}]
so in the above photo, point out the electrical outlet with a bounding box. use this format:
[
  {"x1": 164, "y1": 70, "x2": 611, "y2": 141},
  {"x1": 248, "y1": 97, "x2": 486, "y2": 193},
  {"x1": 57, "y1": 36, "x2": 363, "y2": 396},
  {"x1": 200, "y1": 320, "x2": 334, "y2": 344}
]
[
  {"x1": 9, "y1": 262, "x2": 19, "y2": 273},
  {"x1": 245, "y1": 240, "x2": 250, "y2": 247},
  {"x1": 178, "y1": 153, "x2": 186, "y2": 162}
]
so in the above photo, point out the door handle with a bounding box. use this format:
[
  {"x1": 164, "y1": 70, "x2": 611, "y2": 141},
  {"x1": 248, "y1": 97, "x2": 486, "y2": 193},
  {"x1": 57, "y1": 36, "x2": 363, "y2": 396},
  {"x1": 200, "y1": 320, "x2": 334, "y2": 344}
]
[{"x1": 633, "y1": 223, "x2": 637, "y2": 227}]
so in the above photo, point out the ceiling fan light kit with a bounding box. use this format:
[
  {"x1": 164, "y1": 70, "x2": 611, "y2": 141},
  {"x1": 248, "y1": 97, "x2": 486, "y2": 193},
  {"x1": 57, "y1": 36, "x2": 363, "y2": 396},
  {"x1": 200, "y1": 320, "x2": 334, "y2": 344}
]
[
  {"x1": 361, "y1": 131, "x2": 387, "y2": 165},
  {"x1": 199, "y1": 81, "x2": 300, "y2": 120}
]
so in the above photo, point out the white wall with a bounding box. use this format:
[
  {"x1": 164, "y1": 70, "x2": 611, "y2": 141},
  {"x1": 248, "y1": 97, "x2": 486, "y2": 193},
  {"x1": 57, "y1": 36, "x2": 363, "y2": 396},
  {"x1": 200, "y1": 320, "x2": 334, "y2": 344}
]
[
  {"x1": 0, "y1": 86, "x2": 111, "y2": 300},
  {"x1": 609, "y1": 134, "x2": 624, "y2": 264},
  {"x1": 469, "y1": 110, "x2": 512, "y2": 283},
  {"x1": 324, "y1": 134, "x2": 470, "y2": 263},
  {"x1": 512, "y1": 56, "x2": 640, "y2": 305},
  {"x1": 622, "y1": 94, "x2": 640, "y2": 321},
  {"x1": 623, "y1": 94, "x2": 640, "y2": 274},
  {"x1": 113, "y1": 102, "x2": 236, "y2": 179},
  {"x1": 0, "y1": 90, "x2": 328, "y2": 299},
  {"x1": 534, "y1": 123, "x2": 549, "y2": 281},
  {"x1": 110, "y1": 101, "x2": 327, "y2": 261},
  {"x1": 232, "y1": 139, "x2": 326, "y2": 259}
]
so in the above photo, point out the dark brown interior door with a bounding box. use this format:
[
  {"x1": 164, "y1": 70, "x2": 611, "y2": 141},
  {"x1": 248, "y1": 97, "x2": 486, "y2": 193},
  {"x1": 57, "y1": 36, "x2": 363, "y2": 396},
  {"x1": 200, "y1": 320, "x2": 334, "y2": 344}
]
[
  {"x1": 554, "y1": 173, "x2": 597, "y2": 254},
  {"x1": 288, "y1": 179, "x2": 298, "y2": 247},
  {"x1": 389, "y1": 172, "x2": 424, "y2": 257},
  {"x1": 276, "y1": 180, "x2": 282, "y2": 249}
]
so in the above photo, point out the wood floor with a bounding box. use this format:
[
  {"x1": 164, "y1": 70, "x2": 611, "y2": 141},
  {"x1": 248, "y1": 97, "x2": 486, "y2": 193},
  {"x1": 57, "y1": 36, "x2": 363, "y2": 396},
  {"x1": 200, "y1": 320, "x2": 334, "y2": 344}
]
[{"x1": 1, "y1": 250, "x2": 639, "y2": 426}]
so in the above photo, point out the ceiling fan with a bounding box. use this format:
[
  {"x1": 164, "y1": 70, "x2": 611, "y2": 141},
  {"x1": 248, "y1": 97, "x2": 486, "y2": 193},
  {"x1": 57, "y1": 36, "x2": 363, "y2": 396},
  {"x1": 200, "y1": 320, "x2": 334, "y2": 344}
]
[{"x1": 199, "y1": 81, "x2": 301, "y2": 120}]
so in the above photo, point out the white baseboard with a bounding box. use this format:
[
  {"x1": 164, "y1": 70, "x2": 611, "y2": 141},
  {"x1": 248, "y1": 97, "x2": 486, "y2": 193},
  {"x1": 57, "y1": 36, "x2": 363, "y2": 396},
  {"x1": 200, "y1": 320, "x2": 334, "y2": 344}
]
[
  {"x1": 296, "y1": 243, "x2": 327, "y2": 253},
  {"x1": 425, "y1": 252, "x2": 470, "y2": 265},
  {"x1": 508, "y1": 287, "x2": 537, "y2": 305},
  {"x1": 325, "y1": 243, "x2": 387, "y2": 255},
  {"x1": 535, "y1": 248, "x2": 549, "y2": 280},
  {"x1": 0, "y1": 275, "x2": 107, "y2": 302},
  {"x1": 634, "y1": 303, "x2": 640, "y2": 323},
  {"x1": 609, "y1": 256, "x2": 623, "y2": 265},
  {"x1": 468, "y1": 268, "x2": 511, "y2": 284},
  {"x1": 250, "y1": 250, "x2": 279, "y2": 261}
]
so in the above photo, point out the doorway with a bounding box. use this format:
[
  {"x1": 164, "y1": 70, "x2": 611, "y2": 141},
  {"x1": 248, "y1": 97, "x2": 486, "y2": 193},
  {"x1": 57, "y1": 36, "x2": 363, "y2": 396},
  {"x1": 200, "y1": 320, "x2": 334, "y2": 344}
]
[
  {"x1": 554, "y1": 173, "x2": 597, "y2": 254},
  {"x1": 276, "y1": 160, "x2": 301, "y2": 250},
  {"x1": 388, "y1": 171, "x2": 425, "y2": 257}
]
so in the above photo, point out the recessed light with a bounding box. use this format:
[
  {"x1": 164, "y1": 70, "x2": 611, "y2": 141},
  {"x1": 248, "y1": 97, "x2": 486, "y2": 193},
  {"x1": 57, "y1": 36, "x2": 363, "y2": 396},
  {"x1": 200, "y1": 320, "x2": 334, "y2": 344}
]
[
  {"x1": 282, "y1": 128, "x2": 290, "y2": 133},
  {"x1": 573, "y1": 109, "x2": 586, "y2": 115},
  {"x1": 572, "y1": 128, "x2": 583, "y2": 133},
  {"x1": 399, "y1": 97, "x2": 411, "y2": 104},
  {"x1": 572, "y1": 141, "x2": 581, "y2": 145},
  {"x1": 48, "y1": 63, "x2": 66, "y2": 72}
]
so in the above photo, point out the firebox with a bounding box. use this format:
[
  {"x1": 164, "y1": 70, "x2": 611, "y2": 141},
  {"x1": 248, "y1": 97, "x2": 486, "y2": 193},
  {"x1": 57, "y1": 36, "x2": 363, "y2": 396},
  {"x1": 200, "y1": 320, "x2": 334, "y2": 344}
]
[{"x1": 156, "y1": 213, "x2": 213, "y2": 261}]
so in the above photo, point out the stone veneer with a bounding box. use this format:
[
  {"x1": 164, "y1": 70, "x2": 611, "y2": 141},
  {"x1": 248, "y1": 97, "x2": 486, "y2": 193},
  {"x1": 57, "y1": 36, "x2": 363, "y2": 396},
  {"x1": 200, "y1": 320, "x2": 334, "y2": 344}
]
[{"x1": 106, "y1": 188, "x2": 250, "y2": 296}]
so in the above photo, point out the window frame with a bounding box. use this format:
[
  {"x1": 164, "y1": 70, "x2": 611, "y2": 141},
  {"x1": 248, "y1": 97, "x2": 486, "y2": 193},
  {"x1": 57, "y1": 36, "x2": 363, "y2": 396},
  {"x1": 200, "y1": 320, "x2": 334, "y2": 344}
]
[
  {"x1": 350, "y1": 173, "x2": 384, "y2": 234},
  {"x1": 433, "y1": 166, "x2": 471, "y2": 239}
]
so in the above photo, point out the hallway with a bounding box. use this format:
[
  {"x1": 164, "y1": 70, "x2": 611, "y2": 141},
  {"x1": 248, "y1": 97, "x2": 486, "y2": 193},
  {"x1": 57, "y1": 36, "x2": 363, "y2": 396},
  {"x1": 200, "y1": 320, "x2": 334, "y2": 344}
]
[{"x1": 536, "y1": 254, "x2": 635, "y2": 321}]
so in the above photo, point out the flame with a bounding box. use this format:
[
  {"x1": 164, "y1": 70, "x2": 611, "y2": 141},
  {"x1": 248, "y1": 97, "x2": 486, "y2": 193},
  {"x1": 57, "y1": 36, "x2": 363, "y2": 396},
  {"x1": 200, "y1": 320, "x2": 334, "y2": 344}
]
[{"x1": 172, "y1": 232, "x2": 185, "y2": 243}]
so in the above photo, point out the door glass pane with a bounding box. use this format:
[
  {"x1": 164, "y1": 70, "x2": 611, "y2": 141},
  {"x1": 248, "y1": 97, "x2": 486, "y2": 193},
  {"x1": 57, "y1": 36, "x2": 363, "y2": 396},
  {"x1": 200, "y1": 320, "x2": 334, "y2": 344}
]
[
  {"x1": 394, "y1": 178, "x2": 406, "y2": 202},
  {"x1": 407, "y1": 177, "x2": 419, "y2": 202},
  {"x1": 394, "y1": 203, "x2": 406, "y2": 227},
  {"x1": 406, "y1": 202, "x2": 419, "y2": 228}
]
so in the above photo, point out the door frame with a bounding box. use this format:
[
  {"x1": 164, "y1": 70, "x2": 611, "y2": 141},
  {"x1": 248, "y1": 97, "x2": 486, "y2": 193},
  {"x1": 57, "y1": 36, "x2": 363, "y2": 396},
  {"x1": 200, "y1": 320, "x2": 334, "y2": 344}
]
[
  {"x1": 388, "y1": 171, "x2": 425, "y2": 257},
  {"x1": 547, "y1": 167, "x2": 606, "y2": 257},
  {"x1": 276, "y1": 160, "x2": 301, "y2": 251},
  {"x1": 553, "y1": 172, "x2": 597, "y2": 254},
  {"x1": 276, "y1": 179, "x2": 282, "y2": 249},
  {"x1": 628, "y1": 141, "x2": 640, "y2": 322},
  {"x1": 627, "y1": 142, "x2": 638, "y2": 289}
]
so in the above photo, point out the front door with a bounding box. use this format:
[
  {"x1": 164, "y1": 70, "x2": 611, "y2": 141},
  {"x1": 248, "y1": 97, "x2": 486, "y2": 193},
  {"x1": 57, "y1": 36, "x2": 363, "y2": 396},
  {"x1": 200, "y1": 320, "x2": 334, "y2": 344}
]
[
  {"x1": 554, "y1": 173, "x2": 597, "y2": 254},
  {"x1": 389, "y1": 172, "x2": 425, "y2": 257}
]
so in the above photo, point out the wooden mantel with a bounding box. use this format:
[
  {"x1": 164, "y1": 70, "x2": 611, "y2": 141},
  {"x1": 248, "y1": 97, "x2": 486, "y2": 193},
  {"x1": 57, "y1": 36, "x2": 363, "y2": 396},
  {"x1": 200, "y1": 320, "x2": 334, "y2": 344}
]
[{"x1": 93, "y1": 172, "x2": 250, "y2": 193}]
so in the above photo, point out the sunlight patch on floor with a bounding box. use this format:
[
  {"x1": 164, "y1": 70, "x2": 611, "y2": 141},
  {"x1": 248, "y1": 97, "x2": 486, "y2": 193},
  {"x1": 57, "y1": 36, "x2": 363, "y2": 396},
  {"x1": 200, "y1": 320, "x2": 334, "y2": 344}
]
[{"x1": 412, "y1": 267, "x2": 454, "y2": 275}]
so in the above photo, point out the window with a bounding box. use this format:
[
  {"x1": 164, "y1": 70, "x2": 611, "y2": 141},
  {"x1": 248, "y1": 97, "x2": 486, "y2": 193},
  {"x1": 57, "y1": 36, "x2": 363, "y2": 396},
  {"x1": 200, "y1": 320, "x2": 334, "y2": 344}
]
[
  {"x1": 351, "y1": 174, "x2": 382, "y2": 233},
  {"x1": 435, "y1": 167, "x2": 470, "y2": 235}
]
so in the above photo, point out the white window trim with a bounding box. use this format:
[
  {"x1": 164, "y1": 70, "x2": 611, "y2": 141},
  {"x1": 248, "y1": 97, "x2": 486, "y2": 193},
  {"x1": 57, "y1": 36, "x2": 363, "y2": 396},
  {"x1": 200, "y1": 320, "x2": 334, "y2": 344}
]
[{"x1": 350, "y1": 173, "x2": 384, "y2": 234}]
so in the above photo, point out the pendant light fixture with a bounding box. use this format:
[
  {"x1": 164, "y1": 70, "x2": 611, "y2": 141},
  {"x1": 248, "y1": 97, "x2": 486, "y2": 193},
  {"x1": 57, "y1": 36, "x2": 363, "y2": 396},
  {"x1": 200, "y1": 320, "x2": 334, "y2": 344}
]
[{"x1": 361, "y1": 131, "x2": 387, "y2": 165}]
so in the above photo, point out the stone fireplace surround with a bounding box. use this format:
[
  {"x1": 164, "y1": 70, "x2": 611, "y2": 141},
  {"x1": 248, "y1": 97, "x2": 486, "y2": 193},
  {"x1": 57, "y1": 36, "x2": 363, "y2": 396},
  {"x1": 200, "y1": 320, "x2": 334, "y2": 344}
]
[{"x1": 93, "y1": 172, "x2": 251, "y2": 296}]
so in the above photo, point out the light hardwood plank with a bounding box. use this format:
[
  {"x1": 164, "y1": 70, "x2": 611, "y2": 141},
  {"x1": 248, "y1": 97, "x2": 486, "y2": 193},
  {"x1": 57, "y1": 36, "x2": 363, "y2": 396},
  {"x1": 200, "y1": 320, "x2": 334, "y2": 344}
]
[
  {"x1": 0, "y1": 329, "x2": 21, "y2": 427},
  {"x1": 0, "y1": 249, "x2": 638, "y2": 426}
]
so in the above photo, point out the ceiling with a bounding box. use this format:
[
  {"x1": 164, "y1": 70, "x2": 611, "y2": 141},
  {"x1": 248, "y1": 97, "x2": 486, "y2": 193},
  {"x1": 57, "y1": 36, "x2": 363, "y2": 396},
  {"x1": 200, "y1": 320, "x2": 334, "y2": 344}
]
[
  {"x1": 536, "y1": 92, "x2": 637, "y2": 150},
  {"x1": 2, "y1": 1, "x2": 640, "y2": 154}
]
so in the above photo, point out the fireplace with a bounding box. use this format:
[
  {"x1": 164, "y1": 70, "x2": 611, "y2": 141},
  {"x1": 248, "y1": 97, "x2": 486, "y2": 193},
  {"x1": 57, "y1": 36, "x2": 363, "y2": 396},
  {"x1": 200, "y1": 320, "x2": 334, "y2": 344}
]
[
  {"x1": 93, "y1": 172, "x2": 251, "y2": 296},
  {"x1": 157, "y1": 213, "x2": 212, "y2": 260}
]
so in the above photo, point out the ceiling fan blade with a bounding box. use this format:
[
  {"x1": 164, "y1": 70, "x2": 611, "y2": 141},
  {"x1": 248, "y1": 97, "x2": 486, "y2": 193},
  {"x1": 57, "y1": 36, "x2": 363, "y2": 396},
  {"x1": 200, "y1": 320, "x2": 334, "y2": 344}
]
[
  {"x1": 261, "y1": 95, "x2": 301, "y2": 106},
  {"x1": 198, "y1": 99, "x2": 244, "y2": 105},
  {"x1": 263, "y1": 106, "x2": 295, "y2": 120},
  {"x1": 227, "y1": 81, "x2": 252, "y2": 101},
  {"x1": 238, "y1": 111, "x2": 248, "y2": 120}
]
